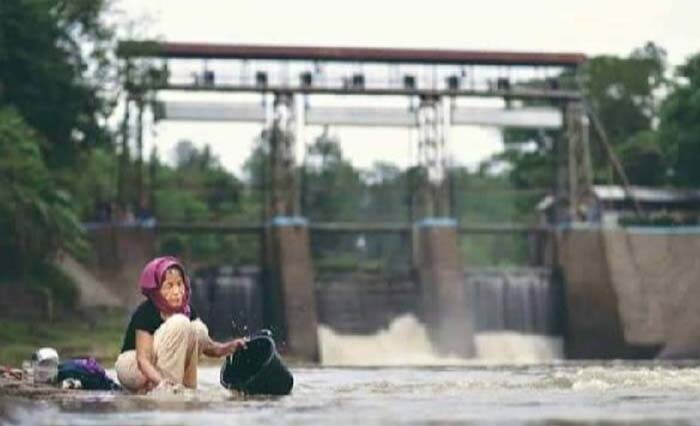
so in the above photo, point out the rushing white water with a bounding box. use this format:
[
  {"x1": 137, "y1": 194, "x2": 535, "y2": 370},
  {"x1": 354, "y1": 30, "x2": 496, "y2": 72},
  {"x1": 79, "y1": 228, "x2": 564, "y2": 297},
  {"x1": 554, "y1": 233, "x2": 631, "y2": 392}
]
[
  {"x1": 318, "y1": 314, "x2": 563, "y2": 365},
  {"x1": 474, "y1": 331, "x2": 563, "y2": 363}
]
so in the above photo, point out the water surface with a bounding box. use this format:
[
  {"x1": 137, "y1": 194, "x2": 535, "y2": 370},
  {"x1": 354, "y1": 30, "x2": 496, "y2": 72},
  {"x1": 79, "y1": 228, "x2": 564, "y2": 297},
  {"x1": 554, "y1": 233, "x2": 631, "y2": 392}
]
[{"x1": 3, "y1": 362, "x2": 700, "y2": 425}]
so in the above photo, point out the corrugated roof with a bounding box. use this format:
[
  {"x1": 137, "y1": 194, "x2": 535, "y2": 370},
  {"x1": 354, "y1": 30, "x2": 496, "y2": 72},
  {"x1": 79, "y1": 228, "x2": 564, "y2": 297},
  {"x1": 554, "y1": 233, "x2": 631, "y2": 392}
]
[
  {"x1": 592, "y1": 185, "x2": 700, "y2": 203},
  {"x1": 535, "y1": 186, "x2": 700, "y2": 212}
]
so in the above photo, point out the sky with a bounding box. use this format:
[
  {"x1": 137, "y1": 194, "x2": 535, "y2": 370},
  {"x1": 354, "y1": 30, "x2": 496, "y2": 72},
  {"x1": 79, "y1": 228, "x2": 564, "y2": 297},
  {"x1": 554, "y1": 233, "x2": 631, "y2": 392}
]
[{"x1": 113, "y1": 0, "x2": 700, "y2": 177}]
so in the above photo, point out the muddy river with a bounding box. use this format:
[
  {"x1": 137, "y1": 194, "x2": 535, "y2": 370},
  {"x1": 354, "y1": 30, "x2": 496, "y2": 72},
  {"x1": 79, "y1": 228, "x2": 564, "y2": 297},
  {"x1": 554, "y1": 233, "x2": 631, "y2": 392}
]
[{"x1": 3, "y1": 318, "x2": 700, "y2": 425}]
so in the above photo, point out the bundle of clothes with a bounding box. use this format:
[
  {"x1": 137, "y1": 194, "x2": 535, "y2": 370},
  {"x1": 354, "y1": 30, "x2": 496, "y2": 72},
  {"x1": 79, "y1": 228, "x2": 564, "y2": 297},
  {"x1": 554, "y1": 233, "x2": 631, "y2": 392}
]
[
  {"x1": 56, "y1": 358, "x2": 121, "y2": 391},
  {"x1": 4, "y1": 348, "x2": 120, "y2": 391}
]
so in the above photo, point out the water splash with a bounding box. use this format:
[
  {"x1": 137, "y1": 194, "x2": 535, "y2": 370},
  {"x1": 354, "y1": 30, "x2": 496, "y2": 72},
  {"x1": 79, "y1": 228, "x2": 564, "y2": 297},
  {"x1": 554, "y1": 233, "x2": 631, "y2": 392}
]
[
  {"x1": 318, "y1": 314, "x2": 563, "y2": 366},
  {"x1": 475, "y1": 331, "x2": 563, "y2": 363}
]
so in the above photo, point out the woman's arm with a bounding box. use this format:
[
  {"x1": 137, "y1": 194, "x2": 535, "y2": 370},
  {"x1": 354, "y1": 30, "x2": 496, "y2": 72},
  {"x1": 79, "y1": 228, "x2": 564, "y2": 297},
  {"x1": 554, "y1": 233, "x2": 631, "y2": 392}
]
[
  {"x1": 202, "y1": 338, "x2": 247, "y2": 358},
  {"x1": 191, "y1": 318, "x2": 247, "y2": 358},
  {"x1": 135, "y1": 330, "x2": 168, "y2": 388}
]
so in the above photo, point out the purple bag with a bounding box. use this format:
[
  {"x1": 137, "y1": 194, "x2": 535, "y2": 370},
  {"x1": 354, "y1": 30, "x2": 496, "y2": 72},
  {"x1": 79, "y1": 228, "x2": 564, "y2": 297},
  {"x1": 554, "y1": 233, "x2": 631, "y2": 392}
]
[{"x1": 57, "y1": 357, "x2": 120, "y2": 390}]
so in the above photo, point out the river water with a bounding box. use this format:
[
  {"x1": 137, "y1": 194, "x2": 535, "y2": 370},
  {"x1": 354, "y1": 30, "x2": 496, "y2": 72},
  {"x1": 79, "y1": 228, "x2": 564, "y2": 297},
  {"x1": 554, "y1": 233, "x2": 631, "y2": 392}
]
[{"x1": 3, "y1": 316, "x2": 700, "y2": 425}]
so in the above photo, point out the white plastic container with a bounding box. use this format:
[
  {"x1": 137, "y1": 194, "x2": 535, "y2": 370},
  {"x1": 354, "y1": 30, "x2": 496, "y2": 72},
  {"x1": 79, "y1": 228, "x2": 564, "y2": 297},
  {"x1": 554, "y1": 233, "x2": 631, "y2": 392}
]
[{"x1": 31, "y1": 347, "x2": 59, "y2": 384}]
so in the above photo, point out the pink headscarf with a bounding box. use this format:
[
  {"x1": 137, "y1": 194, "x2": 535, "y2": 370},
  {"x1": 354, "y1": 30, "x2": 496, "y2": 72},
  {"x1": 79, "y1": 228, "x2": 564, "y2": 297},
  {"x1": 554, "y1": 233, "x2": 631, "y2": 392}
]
[{"x1": 139, "y1": 256, "x2": 191, "y2": 316}]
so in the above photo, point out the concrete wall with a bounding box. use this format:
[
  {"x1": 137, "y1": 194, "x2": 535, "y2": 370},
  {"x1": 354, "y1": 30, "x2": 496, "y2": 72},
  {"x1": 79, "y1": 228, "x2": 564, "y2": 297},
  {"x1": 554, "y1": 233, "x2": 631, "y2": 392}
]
[
  {"x1": 85, "y1": 226, "x2": 156, "y2": 309},
  {"x1": 54, "y1": 253, "x2": 122, "y2": 309},
  {"x1": 605, "y1": 230, "x2": 700, "y2": 358},
  {"x1": 557, "y1": 227, "x2": 700, "y2": 358}
]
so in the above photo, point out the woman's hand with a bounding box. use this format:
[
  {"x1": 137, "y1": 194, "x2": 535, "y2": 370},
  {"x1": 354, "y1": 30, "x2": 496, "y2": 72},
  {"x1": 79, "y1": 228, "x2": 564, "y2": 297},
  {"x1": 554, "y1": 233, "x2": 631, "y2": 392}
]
[
  {"x1": 216, "y1": 338, "x2": 248, "y2": 357},
  {"x1": 154, "y1": 378, "x2": 178, "y2": 390},
  {"x1": 142, "y1": 376, "x2": 176, "y2": 393}
]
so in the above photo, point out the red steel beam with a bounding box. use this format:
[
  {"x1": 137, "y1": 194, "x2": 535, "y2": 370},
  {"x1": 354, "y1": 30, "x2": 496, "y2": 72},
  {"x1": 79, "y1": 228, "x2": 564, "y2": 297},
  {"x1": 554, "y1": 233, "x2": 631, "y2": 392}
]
[{"x1": 118, "y1": 41, "x2": 586, "y2": 67}]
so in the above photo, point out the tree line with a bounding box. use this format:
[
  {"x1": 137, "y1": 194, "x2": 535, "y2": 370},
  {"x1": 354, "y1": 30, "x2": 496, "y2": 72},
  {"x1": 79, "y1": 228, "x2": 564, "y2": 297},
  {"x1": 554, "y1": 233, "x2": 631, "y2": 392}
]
[{"x1": 2, "y1": 1, "x2": 700, "y2": 296}]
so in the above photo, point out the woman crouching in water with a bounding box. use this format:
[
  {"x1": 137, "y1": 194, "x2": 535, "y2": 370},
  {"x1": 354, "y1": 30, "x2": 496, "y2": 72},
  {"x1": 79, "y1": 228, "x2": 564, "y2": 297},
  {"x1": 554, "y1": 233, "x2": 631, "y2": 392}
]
[{"x1": 115, "y1": 256, "x2": 246, "y2": 392}]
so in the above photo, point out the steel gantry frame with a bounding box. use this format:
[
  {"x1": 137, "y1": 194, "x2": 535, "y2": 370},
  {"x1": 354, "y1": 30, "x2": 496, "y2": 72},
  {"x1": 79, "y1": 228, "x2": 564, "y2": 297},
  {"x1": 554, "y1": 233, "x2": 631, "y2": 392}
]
[{"x1": 117, "y1": 41, "x2": 589, "y2": 223}]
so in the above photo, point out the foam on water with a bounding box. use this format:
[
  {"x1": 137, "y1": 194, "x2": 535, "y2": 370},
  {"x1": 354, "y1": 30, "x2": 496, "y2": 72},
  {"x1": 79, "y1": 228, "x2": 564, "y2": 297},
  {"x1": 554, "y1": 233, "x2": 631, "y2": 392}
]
[
  {"x1": 318, "y1": 314, "x2": 563, "y2": 365},
  {"x1": 475, "y1": 331, "x2": 563, "y2": 363},
  {"x1": 539, "y1": 365, "x2": 700, "y2": 391}
]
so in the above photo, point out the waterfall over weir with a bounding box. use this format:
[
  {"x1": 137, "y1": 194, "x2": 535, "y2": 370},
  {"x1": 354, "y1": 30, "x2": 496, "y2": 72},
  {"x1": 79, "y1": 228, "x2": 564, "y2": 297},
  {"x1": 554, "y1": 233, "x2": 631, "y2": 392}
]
[
  {"x1": 190, "y1": 265, "x2": 564, "y2": 362},
  {"x1": 467, "y1": 268, "x2": 563, "y2": 335},
  {"x1": 317, "y1": 267, "x2": 564, "y2": 364},
  {"x1": 315, "y1": 267, "x2": 562, "y2": 337}
]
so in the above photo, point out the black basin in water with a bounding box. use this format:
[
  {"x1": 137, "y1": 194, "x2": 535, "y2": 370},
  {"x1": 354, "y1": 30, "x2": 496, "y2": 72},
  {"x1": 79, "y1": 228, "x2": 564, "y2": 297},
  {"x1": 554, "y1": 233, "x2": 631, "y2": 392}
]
[{"x1": 220, "y1": 335, "x2": 294, "y2": 395}]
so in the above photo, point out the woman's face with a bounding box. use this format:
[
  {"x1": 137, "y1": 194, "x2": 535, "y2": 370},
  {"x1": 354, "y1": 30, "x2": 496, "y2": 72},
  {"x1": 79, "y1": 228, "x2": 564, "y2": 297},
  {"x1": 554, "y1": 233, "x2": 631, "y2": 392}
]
[{"x1": 159, "y1": 267, "x2": 185, "y2": 309}]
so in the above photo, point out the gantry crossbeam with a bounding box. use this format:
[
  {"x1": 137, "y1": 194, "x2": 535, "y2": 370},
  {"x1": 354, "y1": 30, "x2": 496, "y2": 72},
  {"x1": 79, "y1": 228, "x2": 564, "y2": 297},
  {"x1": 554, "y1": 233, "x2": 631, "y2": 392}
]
[{"x1": 117, "y1": 41, "x2": 586, "y2": 67}]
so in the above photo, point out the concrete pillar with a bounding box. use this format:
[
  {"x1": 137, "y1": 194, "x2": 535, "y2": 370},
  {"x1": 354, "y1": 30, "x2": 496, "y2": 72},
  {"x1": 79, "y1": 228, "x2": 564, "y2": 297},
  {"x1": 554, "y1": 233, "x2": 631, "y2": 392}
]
[
  {"x1": 415, "y1": 219, "x2": 476, "y2": 357},
  {"x1": 412, "y1": 95, "x2": 474, "y2": 357},
  {"x1": 263, "y1": 93, "x2": 319, "y2": 362},
  {"x1": 266, "y1": 218, "x2": 320, "y2": 362}
]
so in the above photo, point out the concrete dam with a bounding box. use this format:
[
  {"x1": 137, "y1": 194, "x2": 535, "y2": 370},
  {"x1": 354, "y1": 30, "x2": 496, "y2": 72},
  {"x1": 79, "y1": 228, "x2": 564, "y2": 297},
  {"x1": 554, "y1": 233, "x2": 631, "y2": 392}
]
[{"x1": 75, "y1": 222, "x2": 700, "y2": 361}]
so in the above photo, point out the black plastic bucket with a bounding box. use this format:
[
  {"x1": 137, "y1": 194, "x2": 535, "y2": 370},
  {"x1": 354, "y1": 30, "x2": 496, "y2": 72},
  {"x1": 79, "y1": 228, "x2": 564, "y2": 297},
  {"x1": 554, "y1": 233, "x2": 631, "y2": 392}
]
[{"x1": 220, "y1": 335, "x2": 294, "y2": 395}]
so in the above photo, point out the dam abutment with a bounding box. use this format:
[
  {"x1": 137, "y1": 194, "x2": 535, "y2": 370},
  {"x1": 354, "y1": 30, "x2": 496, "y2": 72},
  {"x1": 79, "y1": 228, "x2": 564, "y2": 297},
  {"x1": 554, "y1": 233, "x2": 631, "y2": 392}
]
[{"x1": 555, "y1": 226, "x2": 700, "y2": 359}]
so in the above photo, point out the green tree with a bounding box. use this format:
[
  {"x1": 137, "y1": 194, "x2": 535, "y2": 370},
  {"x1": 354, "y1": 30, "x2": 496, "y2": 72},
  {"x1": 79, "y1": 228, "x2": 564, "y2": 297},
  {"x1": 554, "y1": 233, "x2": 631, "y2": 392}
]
[
  {"x1": 153, "y1": 141, "x2": 256, "y2": 265},
  {"x1": 585, "y1": 42, "x2": 666, "y2": 146},
  {"x1": 302, "y1": 128, "x2": 362, "y2": 221},
  {"x1": 240, "y1": 130, "x2": 269, "y2": 221},
  {"x1": 585, "y1": 42, "x2": 668, "y2": 184},
  {"x1": 0, "y1": 0, "x2": 115, "y2": 169},
  {"x1": 658, "y1": 53, "x2": 700, "y2": 186},
  {"x1": 615, "y1": 130, "x2": 666, "y2": 185},
  {"x1": 0, "y1": 0, "x2": 119, "y2": 229},
  {"x1": 0, "y1": 108, "x2": 85, "y2": 277},
  {"x1": 499, "y1": 42, "x2": 668, "y2": 198},
  {"x1": 361, "y1": 162, "x2": 409, "y2": 222}
]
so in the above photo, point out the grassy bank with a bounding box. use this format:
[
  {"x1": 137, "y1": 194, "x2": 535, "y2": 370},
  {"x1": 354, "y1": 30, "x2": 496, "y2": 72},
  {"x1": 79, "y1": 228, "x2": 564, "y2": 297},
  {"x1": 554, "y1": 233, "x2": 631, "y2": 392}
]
[{"x1": 0, "y1": 312, "x2": 127, "y2": 367}]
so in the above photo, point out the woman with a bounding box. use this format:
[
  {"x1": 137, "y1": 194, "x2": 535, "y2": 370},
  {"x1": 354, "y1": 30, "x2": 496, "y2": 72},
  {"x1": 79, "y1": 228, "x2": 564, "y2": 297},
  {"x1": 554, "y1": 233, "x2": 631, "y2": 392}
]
[{"x1": 115, "y1": 256, "x2": 246, "y2": 393}]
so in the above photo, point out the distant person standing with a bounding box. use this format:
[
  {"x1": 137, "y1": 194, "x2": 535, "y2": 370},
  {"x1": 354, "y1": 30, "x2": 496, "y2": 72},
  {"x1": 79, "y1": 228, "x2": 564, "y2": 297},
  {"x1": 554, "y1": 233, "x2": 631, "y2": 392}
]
[{"x1": 115, "y1": 256, "x2": 246, "y2": 393}]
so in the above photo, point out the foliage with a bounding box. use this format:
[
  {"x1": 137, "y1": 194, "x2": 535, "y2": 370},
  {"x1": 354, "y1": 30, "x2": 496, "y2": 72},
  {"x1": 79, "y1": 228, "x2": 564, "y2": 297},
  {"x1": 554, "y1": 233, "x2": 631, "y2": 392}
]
[
  {"x1": 0, "y1": 108, "x2": 86, "y2": 277},
  {"x1": 302, "y1": 128, "x2": 363, "y2": 222},
  {"x1": 450, "y1": 167, "x2": 535, "y2": 266},
  {"x1": 362, "y1": 162, "x2": 411, "y2": 222},
  {"x1": 54, "y1": 146, "x2": 118, "y2": 220},
  {"x1": 0, "y1": 0, "x2": 115, "y2": 169},
  {"x1": 658, "y1": 52, "x2": 700, "y2": 186},
  {"x1": 498, "y1": 42, "x2": 670, "y2": 211},
  {"x1": 584, "y1": 42, "x2": 666, "y2": 146},
  {"x1": 614, "y1": 130, "x2": 667, "y2": 185},
  {"x1": 0, "y1": 0, "x2": 113, "y2": 295},
  {"x1": 153, "y1": 140, "x2": 257, "y2": 265},
  {"x1": 240, "y1": 131, "x2": 269, "y2": 221}
]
